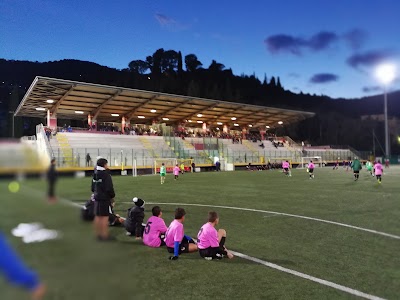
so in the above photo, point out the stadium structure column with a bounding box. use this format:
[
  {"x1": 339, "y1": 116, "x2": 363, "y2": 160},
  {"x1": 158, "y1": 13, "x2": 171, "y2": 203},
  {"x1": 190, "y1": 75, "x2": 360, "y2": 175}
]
[
  {"x1": 46, "y1": 109, "x2": 57, "y2": 130},
  {"x1": 121, "y1": 116, "x2": 126, "y2": 134}
]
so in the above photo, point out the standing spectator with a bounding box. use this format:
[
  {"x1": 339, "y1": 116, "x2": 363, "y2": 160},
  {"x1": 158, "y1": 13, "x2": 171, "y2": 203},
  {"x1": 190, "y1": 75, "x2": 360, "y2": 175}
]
[
  {"x1": 215, "y1": 161, "x2": 221, "y2": 171},
  {"x1": 47, "y1": 158, "x2": 58, "y2": 203},
  {"x1": 86, "y1": 153, "x2": 92, "y2": 167},
  {"x1": 385, "y1": 158, "x2": 389, "y2": 168},
  {"x1": 0, "y1": 233, "x2": 46, "y2": 300},
  {"x1": 191, "y1": 161, "x2": 196, "y2": 172},
  {"x1": 92, "y1": 158, "x2": 115, "y2": 241}
]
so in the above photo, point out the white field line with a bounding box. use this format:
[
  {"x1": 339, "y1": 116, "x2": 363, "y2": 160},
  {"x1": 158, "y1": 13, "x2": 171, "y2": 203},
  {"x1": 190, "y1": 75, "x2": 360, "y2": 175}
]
[
  {"x1": 130, "y1": 202, "x2": 400, "y2": 240},
  {"x1": 231, "y1": 251, "x2": 385, "y2": 300},
  {"x1": 22, "y1": 187, "x2": 387, "y2": 300}
]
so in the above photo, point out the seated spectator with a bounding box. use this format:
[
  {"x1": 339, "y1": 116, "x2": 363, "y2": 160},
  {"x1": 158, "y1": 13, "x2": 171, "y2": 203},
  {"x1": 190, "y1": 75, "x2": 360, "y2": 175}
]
[
  {"x1": 125, "y1": 197, "x2": 145, "y2": 239},
  {"x1": 109, "y1": 199, "x2": 125, "y2": 226},
  {"x1": 81, "y1": 194, "x2": 95, "y2": 221}
]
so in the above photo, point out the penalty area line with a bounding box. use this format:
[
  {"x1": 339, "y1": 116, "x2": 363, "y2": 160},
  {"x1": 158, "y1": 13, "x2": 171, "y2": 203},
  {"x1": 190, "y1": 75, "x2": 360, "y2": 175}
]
[{"x1": 137, "y1": 202, "x2": 400, "y2": 240}]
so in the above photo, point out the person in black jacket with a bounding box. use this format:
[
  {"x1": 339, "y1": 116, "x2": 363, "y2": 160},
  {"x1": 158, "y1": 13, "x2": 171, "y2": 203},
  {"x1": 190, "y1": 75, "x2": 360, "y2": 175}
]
[
  {"x1": 47, "y1": 158, "x2": 58, "y2": 203},
  {"x1": 92, "y1": 158, "x2": 115, "y2": 241},
  {"x1": 125, "y1": 197, "x2": 145, "y2": 239}
]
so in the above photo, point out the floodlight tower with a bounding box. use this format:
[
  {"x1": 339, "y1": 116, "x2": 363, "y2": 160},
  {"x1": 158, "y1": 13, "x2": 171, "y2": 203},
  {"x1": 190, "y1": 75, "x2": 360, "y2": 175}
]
[{"x1": 375, "y1": 63, "x2": 396, "y2": 158}]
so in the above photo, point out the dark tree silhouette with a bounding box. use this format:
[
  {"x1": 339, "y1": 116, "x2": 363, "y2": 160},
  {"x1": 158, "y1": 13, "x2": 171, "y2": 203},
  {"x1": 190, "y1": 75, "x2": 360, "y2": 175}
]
[{"x1": 185, "y1": 54, "x2": 202, "y2": 72}]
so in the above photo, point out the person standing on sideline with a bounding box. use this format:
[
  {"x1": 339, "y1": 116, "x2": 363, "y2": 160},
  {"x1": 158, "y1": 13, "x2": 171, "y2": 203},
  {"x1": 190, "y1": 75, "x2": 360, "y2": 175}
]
[
  {"x1": 0, "y1": 233, "x2": 46, "y2": 299},
  {"x1": 92, "y1": 158, "x2": 115, "y2": 241},
  {"x1": 197, "y1": 211, "x2": 234, "y2": 260},
  {"x1": 173, "y1": 164, "x2": 180, "y2": 180},
  {"x1": 374, "y1": 160, "x2": 383, "y2": 183},
  {"x1": 160, "y1": 163, "x2": 166, "y2": 184},
  {"x1": 215, "y1": 160, "x2": 221, "y2": 171},
  {"x1": 47, "y1": 158, "x2": 58, "y2": 203},
  {"x1": 308, "y1": 160, "x2": 315, "y2": 179},
  {"x1": 86, "y1": 153, "x2": 92, "y2": 167}
]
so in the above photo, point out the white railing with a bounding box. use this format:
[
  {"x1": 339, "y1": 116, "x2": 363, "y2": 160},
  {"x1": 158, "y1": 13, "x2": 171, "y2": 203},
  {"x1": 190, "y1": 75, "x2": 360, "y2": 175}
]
[{"x1": 36, "y1": 124, "x2": 53, "y2": 165}]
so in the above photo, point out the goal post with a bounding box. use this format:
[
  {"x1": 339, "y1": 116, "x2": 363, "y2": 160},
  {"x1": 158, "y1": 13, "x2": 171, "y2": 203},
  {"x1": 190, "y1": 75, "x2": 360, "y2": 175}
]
[
  {"x1": 177, "y1": 158, "x2": 193, "y2": 173},
  {"x1": 154, "y1": 158, "x2": 177, "y2": 174},
  {"x1": 300, "y1": 156, "x2": 322, "y2": 169},
  {"x1": 268, "y1": 158, "x2": 293, "y2": 168}
]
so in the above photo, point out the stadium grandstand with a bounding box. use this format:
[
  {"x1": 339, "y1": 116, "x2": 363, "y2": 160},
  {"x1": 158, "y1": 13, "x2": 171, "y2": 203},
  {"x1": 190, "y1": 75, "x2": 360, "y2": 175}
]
[{"x1": 5, "y1": 76, "x2": 363, "y2": 175}]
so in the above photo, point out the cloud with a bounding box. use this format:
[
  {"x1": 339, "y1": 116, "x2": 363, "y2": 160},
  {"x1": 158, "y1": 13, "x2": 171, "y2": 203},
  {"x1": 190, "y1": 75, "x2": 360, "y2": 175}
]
[
  {"x1": 310, "y1": 73, "x2": 339, "y2": 84},
  {"x1": 154, "y1": 13, "x2": 189, "y2": 31},
  {"x1": 288, "y1": 72, "x2": 301, "y2": 78},
  {"x1": 265, "y1": 31, "x2": 338, "y2": 55},
  {"x1": 362, "y1": 86, "x2": 382, "y2": 93},
  {"x1": 343, "y1": 29, "x2": 367, "y2": 50},
  {"x1": 155, "y1": 13, "x2": 176, "y2": 26},
  {"x1": 308, "y1": 31, "x2": 338, "y2": 51},
  {"x1": 347, "y1": 49, "x2": 397, "y2": 69}
]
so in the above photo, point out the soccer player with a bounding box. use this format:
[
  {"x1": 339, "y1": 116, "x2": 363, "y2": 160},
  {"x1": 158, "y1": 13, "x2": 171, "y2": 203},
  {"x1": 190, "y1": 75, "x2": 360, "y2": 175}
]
[
  {"x1": 308, "y1": 160, "x2": 315, "y2": 179},
  {"x1": 143, "y1": 206, "x2": 168, "y2": 248},
  {"x1": 180, "y1": 162, "x2": 185, "y2": 174},
  {"x1": 92, "y1": 158, "x2": 115, "y2": 241},
  {"x1": 173, "y1": 164, "x2": 180, "y2": 180},
  {"x1": 81, "y1": 194, "x2": 95, "y2": 222},
  {"x1": 160, "y1": 163, "x2": 166, "y2": 184},
  {"x1": 282, "y1": 160, "x2": 291, "y2": 177},
  {"x1": 366, "y1": 160, "x2": 374, "y2": 176},
  {"x1": 197, "y1": 211, "x2": 234, "y2": 260},
  {"x1": 333, "y1": 159, "x2": 339, "y2": 170},
  {"x1": 0, "y1": 232, "x2": 46, "y2": 299},
  {"x1": 125, "y1": 197, "x2": 145, "y2": 239},
  {"x1": 351, "y1": 157, "x2": 362, "y2": 181},
  {"x1": 165, "y1": 208, "x2": 197, "y2": 260},
  {"x1": 374, "y1": 160, "x2": 383, "y2": 183}
]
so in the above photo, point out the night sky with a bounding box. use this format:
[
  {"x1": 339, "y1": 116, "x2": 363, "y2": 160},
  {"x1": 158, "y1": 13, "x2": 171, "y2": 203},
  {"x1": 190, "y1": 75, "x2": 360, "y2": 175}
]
[{"x1": 1, "y1": 0, "x2": 399, "y2": 98}]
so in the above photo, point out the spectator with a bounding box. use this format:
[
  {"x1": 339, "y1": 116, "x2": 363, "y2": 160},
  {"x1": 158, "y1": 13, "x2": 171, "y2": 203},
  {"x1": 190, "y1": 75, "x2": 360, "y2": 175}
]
[{"x1": 86, "y1": 153, "x2": 92, "y2": 167}]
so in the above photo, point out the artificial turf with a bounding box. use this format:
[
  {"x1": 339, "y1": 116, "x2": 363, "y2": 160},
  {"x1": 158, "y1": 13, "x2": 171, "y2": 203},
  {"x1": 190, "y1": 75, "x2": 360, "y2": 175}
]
[{"x1": 1, "y1": 167, "x2": 399, "y2": 300}]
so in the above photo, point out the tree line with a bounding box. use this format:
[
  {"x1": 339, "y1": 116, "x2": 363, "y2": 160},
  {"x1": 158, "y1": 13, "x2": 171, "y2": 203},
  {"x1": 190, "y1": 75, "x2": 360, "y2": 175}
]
[{"x1": 0, "y1": 49, "x2": 399, "y2": 154}]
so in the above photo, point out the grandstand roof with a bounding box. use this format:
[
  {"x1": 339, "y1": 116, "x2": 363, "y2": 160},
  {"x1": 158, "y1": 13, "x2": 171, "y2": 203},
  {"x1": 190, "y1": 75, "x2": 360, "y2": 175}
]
[{"x1": 15, "y1": 76, "x2": 315, "y2": 128}]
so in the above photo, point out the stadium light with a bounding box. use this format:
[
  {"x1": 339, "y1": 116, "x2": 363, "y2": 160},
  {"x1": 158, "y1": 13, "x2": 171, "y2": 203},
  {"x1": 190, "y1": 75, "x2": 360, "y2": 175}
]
[
  {"x1": 138, "y1": 116, "x2": 145, "y2": 119},
  {"x1": 216, "y1": 127, "x2": 220, "y2": 130},
  {"x1": 197, "y1": 120, "x2": 203, "y2": 123},
  {"x1": 248, "y1": 124, "x2": 253, "y2": 127},
  {"x1": 375, "y1": 63, "x2": 396, "y2": 85},
  {"x1": 162, "y1": 118, "x2": 169, "y2": 121},
  {"x1": 75, "y1": 111, "x2": 84, "y2": 114},
  {"x1": 375, "y1": 63, "x2": 397, "y2": 158},
  {"x1": 46, "y1": 99, "x2": 54, "y2": 103},
  {"x1": 111, "y1": 113, "x2": 119, "y2": 117},
  {"x1": 197, "y1": 114, "x2": 203, "y2": 117},
  {"x1": 150, "y1": 109, "x2": 157, "y2": 113},
  {"x1": 266, "y1": 125, "x2": 270, "y2": 129},
  {"x1": 234, "y1": 123, "x2": 239, "y2": 126},
  {"x1": 217, "y1": 122, "x2": 223, "y2": 125},
  {"x1": 231, "y1": 117, "x2": 237, "y2": 120},
  {"x1": 188, "y1": 120, "x2": 192, "y2": 123},
  {"x1": 278, "y1": 121, "x2": 283, "y2": 125},
  {"x1": 35, "y1": 107, "x2": 46, "y2": 111}
]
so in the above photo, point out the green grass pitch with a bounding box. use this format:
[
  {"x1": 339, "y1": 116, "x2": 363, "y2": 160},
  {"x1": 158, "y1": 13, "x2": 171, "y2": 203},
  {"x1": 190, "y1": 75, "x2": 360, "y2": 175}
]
[{"x1": 1, "y1": 167, "x2": 399, "y2": 300}]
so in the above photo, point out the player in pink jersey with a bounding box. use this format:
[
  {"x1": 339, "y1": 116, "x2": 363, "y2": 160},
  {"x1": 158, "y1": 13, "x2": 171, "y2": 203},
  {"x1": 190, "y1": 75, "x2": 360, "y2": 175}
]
[
  {"x1": 197, "y1": 211, "x2": 234, "y2": 260},
  {"x1": 374, "y1": 160, "x2": 383, "y2": 183},
  {"x1": 164, "y1": 208, "x2": 197, "y2": 260},
  {"x1": 173, "y1": 164, "x2": 180, "y2": 180},
  {"x1": 308, "y1": 160, "x2": 315, "y2": 179},
  {"x1": 143, "y1": 206, "x2": 168, "y2": 248},
  {"x1": 282, "y1": 160, "x2": 291, "y2": 177}
]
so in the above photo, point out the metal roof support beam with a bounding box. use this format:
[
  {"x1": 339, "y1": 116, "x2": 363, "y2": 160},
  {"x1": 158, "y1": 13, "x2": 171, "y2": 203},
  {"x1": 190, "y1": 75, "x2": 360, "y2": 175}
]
[
  {"x1": 181, "y1": 103, "x2": 220, "y2": 122},
  {"x1": 50, "y1": 84, "x2": 76, "y2": 114},
  {"x1": 92, "y1": 89, "x2": 123, "y2": 119},
  {"x1": 124, "y1": 95, "x2": 158, "y2": 121},
  {"x1": 158, "y1": 99, "x2": 192, "y2": 118}
]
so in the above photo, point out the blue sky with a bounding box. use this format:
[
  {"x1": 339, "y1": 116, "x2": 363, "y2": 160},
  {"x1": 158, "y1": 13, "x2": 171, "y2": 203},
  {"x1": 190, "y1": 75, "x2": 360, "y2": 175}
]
[{"x1": 1, "y1": 0, "x2": 399, "y2": 98}]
